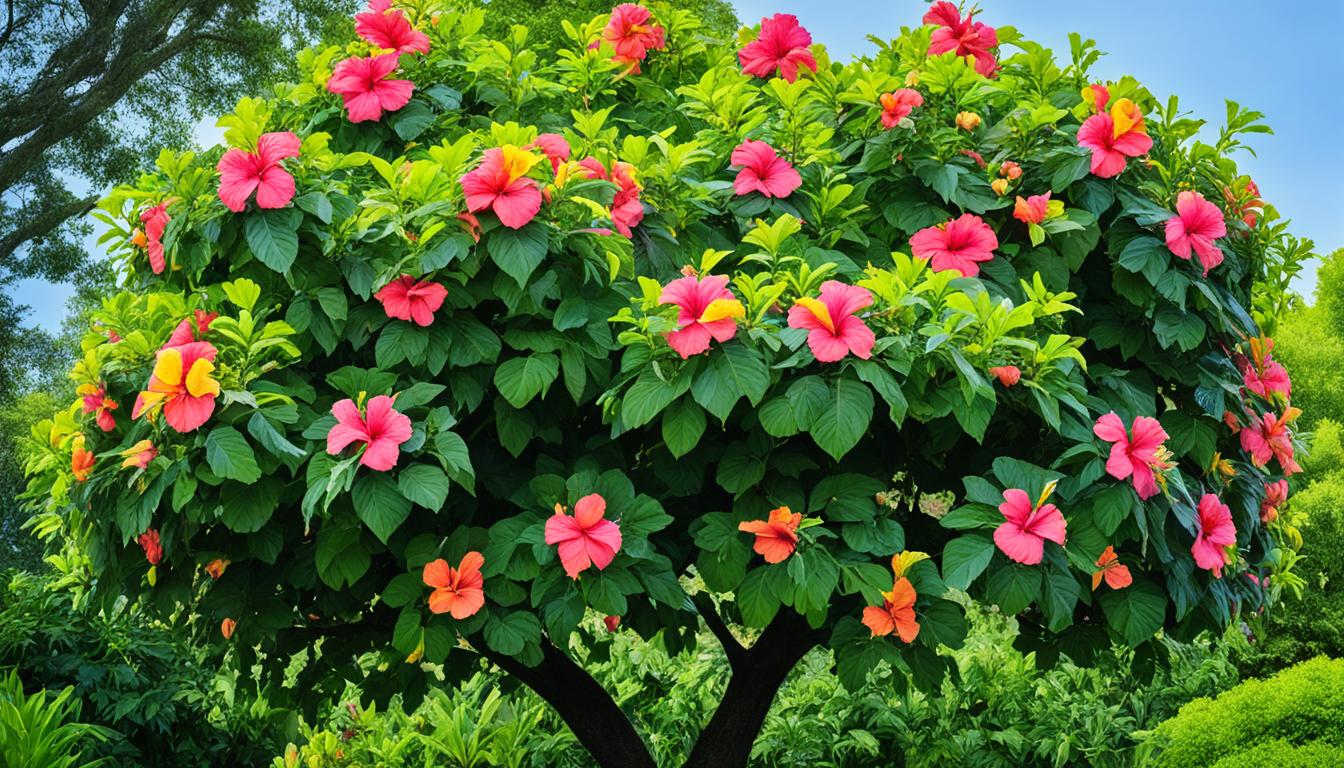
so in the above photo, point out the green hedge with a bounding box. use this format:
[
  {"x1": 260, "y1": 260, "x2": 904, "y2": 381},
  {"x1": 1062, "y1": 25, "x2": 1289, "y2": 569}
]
[{"x1": 1151, "y1": 656, "x2": 1344, "y2": 767}]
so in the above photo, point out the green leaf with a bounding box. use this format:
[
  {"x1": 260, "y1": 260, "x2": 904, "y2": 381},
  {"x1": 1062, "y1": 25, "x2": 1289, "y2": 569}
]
[
  {"x1": 483, "y1": 611, "x2": 541, "y2": 655},
  {"x1": 692, "y1": 342, "x2": 769, "y2": 422},
  {"x1": 247, "y1": 412, "x2": 307, "y2": 459},
  {"x1": 489, "y1": 222, "x2": 549, "y2": 287},
  {"x1": 809, "y1": 376, "x2": 874, "y2": 461},
  {"x1": 353, "y1": 473, "x2": 412, "y2": 543},
  {"x1": 1100, "y1": 578, "x2": 1168, "y2": 646},
  {"x1": 1041, "y1": 569, "x2": 1080, "y2": 631},
  {"x1": 204, "y1": 426, "x2": 262, "y2": 483},
  {"x1": 398, "y1": 464, "x2": 451, "y2": 510},
  {"x1": 841, "y1": 518, "x2": 904, "y2": 555},
  {"x1": 244, "y1": 208, "x2": 301, "y2": 273},
  {"x1": 941, "y1": 534, "x2": 995, "y2": 590},
  {"x1": 382, "y1": 573, "x2": 423, "y2": 608},
  {"x1": 737, "y1": 568, "x2": 781, "y2": 627},
  {"x1": 220, "y1": 478, "x2": 280, "y2": 533},
  {"x1": 390, "y1": 99, "x2": 435, "y2": 141},
  {"x1": 1153, "y1": 307, "x2": 1206, "y2": 352},
  {"x1": 315, "y1": 523, "x2": 371, "y2": 589},
  {"x1": 661, "y1": 398, "x2": 706, "y2": 458},
  {"x1": 494, "y1": 353, "x2": 559, "y2": 409},
  {"x1": 939, "y1": 504, "x2": 1003, "y2": 531},
  {"x1": 622, "y1": 367, "x2": 682, "y2": 428},
  {"x1": 716, "y1": 452, "x2": 765, "y2": 495},
  {"x1": 984, "y1": 562, "x2": 1042, "y2": 614},
  {"x1": 1090, "y1": 484, "x2": 1133, "y2": 536}
]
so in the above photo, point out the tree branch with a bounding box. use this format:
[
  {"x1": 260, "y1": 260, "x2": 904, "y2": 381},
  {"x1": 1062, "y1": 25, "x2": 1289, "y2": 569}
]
[
  {"x1": 693, "y1": 592, "x2": 747, "y2": 671},
  {"x1": 0, "y1": 194, "x2": 99, "y2": 265},
  {"x1": 474, "y1": 637, "x2": 657, "y2": 768},
  {"x1": 0, "y1": 0, "x2": 16, "y2": 51}
]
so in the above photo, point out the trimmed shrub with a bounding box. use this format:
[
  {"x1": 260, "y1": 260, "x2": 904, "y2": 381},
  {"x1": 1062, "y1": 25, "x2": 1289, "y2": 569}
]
[{"x1": 1150, "y1": 656, "x2": 1344, "y2": 767}]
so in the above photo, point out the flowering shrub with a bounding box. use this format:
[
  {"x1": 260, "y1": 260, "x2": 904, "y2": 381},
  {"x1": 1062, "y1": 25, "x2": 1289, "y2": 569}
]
[{"x1": 22, "y1": 1, "x2": 1308, "y2": 765}]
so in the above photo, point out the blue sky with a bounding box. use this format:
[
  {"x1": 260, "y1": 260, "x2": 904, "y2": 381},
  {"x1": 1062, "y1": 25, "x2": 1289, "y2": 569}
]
[{"x1": 15, "y1": 0, "x2": 1343, "y2": 332}]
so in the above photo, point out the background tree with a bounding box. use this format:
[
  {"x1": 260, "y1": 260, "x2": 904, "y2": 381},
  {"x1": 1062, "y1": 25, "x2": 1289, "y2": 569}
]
[
  {"x1": 0, "y1": 0, "x2": 359, "y2": 401},
  {"x1": 21, "y1": 3, "x2": 1308, "y2": 767}
]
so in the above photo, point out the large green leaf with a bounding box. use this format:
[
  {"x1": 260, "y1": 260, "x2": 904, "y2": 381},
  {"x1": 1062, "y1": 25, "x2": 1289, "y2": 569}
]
[
  {"x1": 808, "y1": 376, "x2": 874, "y2": 461},
  {"x1": 661, "y1": 398, "x2": 706, "y2": 457},
  {"x1": 353, "y1": 473, "x2": 412, "y2": 543},
  {"x1": 204, "y1": 426, "x2": 262, "y2": 484},
  {"x1": 489, "y1": 222, "x2": 549, "y2": 287},
  {"x1": 483, "y1": 611, "x2": 541, "y2": 655},
  {"x1": 244, "y1": 208, "x2": 301, "y2": 273},
  {"x1": 984, "y1": 562, "x2": 1041, "y2": 614},
  {"x1": 1100, "y1": 578, "x2": 1168, "y2": 646},
  {"x1": 398, "y1": 463, "x2": 451, "y2": 510},
  {"x1": 494, "y1": 353, "x2": 559, "y2": 408},
  {"x1": 941, "y1": 533, "x2": 995, "y2": 590}
]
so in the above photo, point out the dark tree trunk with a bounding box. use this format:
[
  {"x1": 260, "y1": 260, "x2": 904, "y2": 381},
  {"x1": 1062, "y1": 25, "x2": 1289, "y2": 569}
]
[
  {"x1": 477, "y1": 638, "x2": 657, "y2": 768},
  {"x1": 682, "y1": 610, "x2": 826, "y2": 768}
]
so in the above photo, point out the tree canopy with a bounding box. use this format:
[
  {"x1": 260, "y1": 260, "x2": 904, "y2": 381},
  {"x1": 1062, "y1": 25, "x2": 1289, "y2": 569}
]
[{"x1": 20, "y1": 2, "x2": 1310, "y2": 766}]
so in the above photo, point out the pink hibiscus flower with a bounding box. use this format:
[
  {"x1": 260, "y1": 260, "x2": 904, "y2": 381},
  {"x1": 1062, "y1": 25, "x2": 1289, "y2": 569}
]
[
  {"x1": 994, "y1": 488, "x2": 1067, "y2": 566},
  {"x1": 880, "y1": 89, "x2": 924, "y2": 129},
  {"x1": 659, "y1": 274, "x2": 744, "y2": 358},
  {"x1": 164, "y1": 310, "x2": 217, "y2": 348},
  {"x1": 1260, "y1": 479, "x2": 1288, "y2": 523},
  {"x1": 1165, "y1": 191, "x2": 1227, "y2": 275},
  {"x1": 544, "y1": 493, "x2": 623, "y2": 579},
  {"x1": 1013, "y1": 192, "x2": 1051, "y2": 225},
  {"x1": 328, "y1": 53, "x2": 414, "y2": 123},
  {"x1": 578, "y1": 157, "x2": 644, "y2": 237},
  {"x1": 1192, "y1": 493, "x2": 1236, "y2": 577},
  {"x1": 77, "y1": 383, "x2": 118, "y2": 432},
  {"x1": 460, "y1": 146, "x2": 544, "y2": 230},
  {"x1": 354, "y1": 0, "x2": 430, "y2": 54},
  {"x1": 738, "y1": 13, "x2": 818, "y2": 83},
  {"x1": 326, "y1": 395, "x2": 414, "y2": 472},
  {"x1": 923, "y1": 1, "x2": 999, "y2": 77},
  {"x1": 1241, "y1": 337, "x2": 1291, "y2": 399},
  {"x1": 217, "y1": 132, "x2": 301, "y2": 213},
  {"x1": 730, "y1": 140, "x2": 802, "y2": 199},
  {"x1": 989, "y1": 365, "x2": 1021, "y2": 387},
  {"x1": 909, "y1": 213, "x2": 998, "y2": 277},
  {"x1": 1076, "y1": 98, "x2": 1152, "y2": 179},
  {"x1": 787, "y1": 281, "x2": 876, "y2": 363},
  {"x1": 600, "y1": 3, "x2": 666, "y2": 73},
  {"x1": 1093, "y1": 412, "x2": 1169, "y2": 499},
  {"x1": 374, "y1": 275, "x2": 448, "y2": 326},
  {"x1": 140, "y1": 202, "x2": 170, "y2": 274},
  {"x1": 1239, "y1": 408, "x2": 1302, "y2": 475}
]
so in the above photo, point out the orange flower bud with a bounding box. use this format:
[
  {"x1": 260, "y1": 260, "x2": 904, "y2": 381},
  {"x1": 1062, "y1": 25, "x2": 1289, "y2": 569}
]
[{"x1": 955, "y1": 111, "x2": 981, "y2": 131}]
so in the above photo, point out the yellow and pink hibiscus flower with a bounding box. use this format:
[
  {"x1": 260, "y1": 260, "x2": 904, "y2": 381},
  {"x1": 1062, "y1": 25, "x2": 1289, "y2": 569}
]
[
  {"x1": 1239, "y1": 408, "x2": 1302, "y2": 475},
  {"x1": 598, "y1": 3, "x2": 666, "y2": 73},
  {"x1": 78, "y1": 382, "x2": 118, "y2": 432},
  {"x1": 1260, "y1": 479, "x2": 1288, "y2": 523},
  {"x1": 787, "y1": 281, "x2": 876, "y2": 363},
  {"x1": 120, "y1": 439, "x2": 157, "y2": 470},
  {"x1": 738, "y1": 13, "x2": 817, "y2": 83},
  {"x1": 1192, "y1": 493, "x2": 1236, "y2": 577},
  {"x1": 217, "y1": 132, "x2": 301, "y2": 212},
  {"x1": 545, "y1": 494, "x2": 623, "y2": 579},
  {"x1": 658, "y1": 274, "x2": 744, "y2": 358},
  {"x1": 738, "y1": 506, "x2": 802, "y2": 564},
  {"x1": 1093, "y1": 412, "x2": 1170, "y2": 499},
  {"x1": 459, "y1": 145, "x2": 544, "y2": 230},
  {"x1": 132, "y1": 341, "x2": 221, "y2": 433},
  {"x1": 138, "y1": 202, "x2": 170, "y2": 274},
  {"x1": 879, "y1": 88, "x2": 923, "y2": 129},
  {"x1": 1076, "y1": 97, "x2": 1152, "y2": 178},
  {"x1": 325, "y1": 395, "x2": 414, "y2": 471},
  {"x1": 423, "y1": 551, "x2": 487, "y2": 619},
  {"x1": 577, "y1": 157, "x2": 644, "y2": 237},
  {"x1": 1240, "y1": 337, "x2": 1291, "y2": 400}
]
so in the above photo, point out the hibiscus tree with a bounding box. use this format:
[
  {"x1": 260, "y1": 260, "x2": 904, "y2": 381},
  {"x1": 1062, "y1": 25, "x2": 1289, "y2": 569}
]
[{"x1": 24, "y1": 3, "x2": 1304, "y2": 768}]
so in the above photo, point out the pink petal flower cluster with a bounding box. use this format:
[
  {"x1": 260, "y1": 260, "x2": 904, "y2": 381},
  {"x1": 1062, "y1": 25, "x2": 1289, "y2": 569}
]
[
  {"x1": 578, "y1": 157, "x2": 644, "y2": 237},
  {"x1": 355, "y1": 0, "x2": 430, "y2": 54},
  {"x1": 1192, "y1": 493, "x2": 1236, "y2": 577},
  {"x1": 217, "y1": 132, "x2": 301, "y2": 212},
  {"x1": 910, "y1": 214, "x2": 998, "y2": 277},
  {"x1": 527, "y1": 133, "x2": 572, "y2": 174},
  {"x1": 545, "y1": 494, "x2": 623, "y2": 579},
  {"x1": 1093, "y1": 412, "x2": 1169, "y2": 499},
  {"x1": 923, "y1": 1, "x2": 998, "y2": 77},
  {"x1": 994, "y1": 488, "x2": 1067, "y2": 565},
  {"x1": 326, "y1": 395, "x2": 414, "y2": 471},
  {"x1": 1077, "y1": 98, "x2": 1152, "y2": 178},
  {"x1": 1241, "y1": 337, "x2": 1292, "y2": 400},
  {"x1": 879, "y1": 89, "x2": 923, "y2": 129},
  {"x1": 1240, "y1": 408, "x2": 1302, "y2": 475},
  {"x1": 659, "y1": 274, "x2": 744, "y2": 358},
  {"x1": 328, "y1": 52, "x2": 415, "y2": 123},
  {"x1": 1165, "y1": 191, "x2": 1227, "y2": 275},
  {"x1": 599, "y1": 4, "x2": 665, "y2": 73},
  {"x1": 139, "y1": 203, "x2": 170, "y2": 274},
  {"x1": 730, "y1": 140, "x2": 802, "y2": 199},
  {"x1": 738, "y1": 13, "x2": 817, "y2": 83},
  {"x1": 375, "y1": 275, "x2": 448, "y2": 326},
  {"x1": 460, "y1": 146, "x2": 544, "y2": 230},
  {"x1": 787, "y1": 281, "x2": 875, "y2": 363}
]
